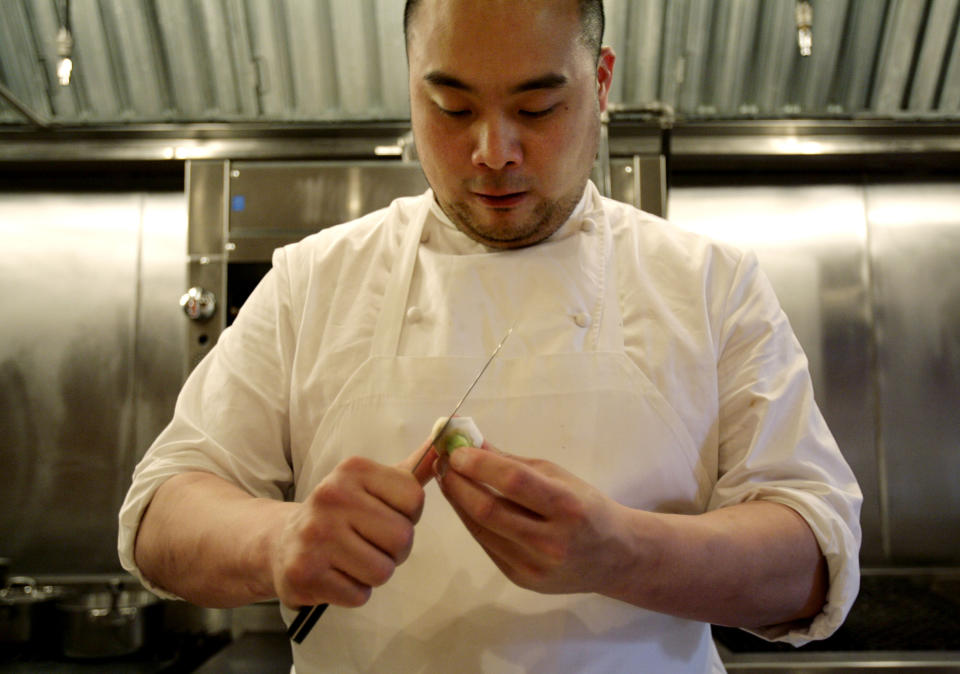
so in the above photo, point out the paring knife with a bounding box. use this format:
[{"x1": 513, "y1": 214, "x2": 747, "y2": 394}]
[{"x1": 288, "y1": 325, "x2": 515, "y2": 644}]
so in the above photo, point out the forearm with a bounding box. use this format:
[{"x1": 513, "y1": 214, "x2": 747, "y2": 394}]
[
  {"x1": 134, "y1": 471, "x2": 293, "y2": 608},
  {"x1": 610, "y1": 500, "x2": 827, "y2": 629}
]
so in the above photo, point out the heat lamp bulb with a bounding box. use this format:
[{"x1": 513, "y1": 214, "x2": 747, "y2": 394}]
[
  {"x1": 56, "y1": 26, "x2": 74, "y2": 86},
  {"x1": 57, "y1": 57, "x2": 73, "y2": 86}
]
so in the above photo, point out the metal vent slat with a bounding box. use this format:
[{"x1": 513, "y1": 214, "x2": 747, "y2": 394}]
[
  {"x1": 798, "y1": 0, "x2": 847, "y2": 113},
  {"x1": 910, "y1": 0, "x2": 960, "y2": 111},
  {"x1": 942, "y1": 13, "x2": 960, "y2": 111},
  {"x1": 0, "y1": 1, "x2": 48, "y2": 118},
  {"x1": 328, "y1": 1, "x2": 377, "y2": 116},
  {"x1": 753, "y1": 0, "x2": 795, "y2": 115},
  {"x1": 374, "y1": 0, "x2": 409, "y2": 117},
  {"x1": 873, "y1": 0, "x2": 927, "y2": 114}
]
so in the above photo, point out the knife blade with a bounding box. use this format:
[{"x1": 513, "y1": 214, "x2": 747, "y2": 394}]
[
  {"x1": 288, "y1": 324, "x2": 515, "y2": 644},
  {"x1": 412, "y1": 324, "x2": 514, "y2": 472}
]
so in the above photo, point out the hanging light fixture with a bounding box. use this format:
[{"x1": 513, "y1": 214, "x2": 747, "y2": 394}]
[
  {"x1": 56, "y1": 0, "x2": 73, "y2": 86},
  {"x1": 796, "y1": 0, "x2": 813, "y2": 57}
]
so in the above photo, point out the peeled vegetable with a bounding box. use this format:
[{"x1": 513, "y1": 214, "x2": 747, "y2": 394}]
[
  {"x1": 430, "y1": 416, "x2": 483, "y2": 455},
  {"x1": 445, "y1": 432, "x2": 472, "y2": 452}
]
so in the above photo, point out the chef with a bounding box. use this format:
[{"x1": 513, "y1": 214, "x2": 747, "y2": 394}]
[{"x1": 118, "y1": 1, "x2": 862, "y2": 672}]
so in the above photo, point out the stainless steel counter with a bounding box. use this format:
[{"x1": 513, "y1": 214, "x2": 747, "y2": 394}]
[
  {"x1": 185, "y1": 633, "x2": 960, "y2": 674},
  {"x1": 0, "y1": 632, "x2": 228, "y2": 673},
  {"x1": 194, "y1": 632, "x2": 291, "y2": 674},
  {"x1": 720, "y1": 651, "x2": 960, "y2": 673}
]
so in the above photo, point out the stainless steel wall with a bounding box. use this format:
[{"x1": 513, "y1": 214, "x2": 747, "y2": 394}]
[
  {"x1": 668, "y1": 180, "x2": 960, "y2": 565},
  {"x1": 0, "y1": 192, "x2": 186, "y2": 574},
  {"x1": 866, "y1": 183, "x2": 960, "y2": 564}
]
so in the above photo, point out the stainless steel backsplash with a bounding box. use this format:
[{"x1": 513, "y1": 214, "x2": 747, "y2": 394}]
[{"x1": 0, "y1": 192, "x2": 187, "y2": 574}]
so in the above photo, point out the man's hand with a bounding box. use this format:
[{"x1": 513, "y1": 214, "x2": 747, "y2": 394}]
[
  {"x1": 435, "y1": 443, "x2": 634, "y2": 597},
  {"x1": 273, "y1": 442, "x2": 436, "y2": 609},
  {"x1": 435, "y1": 442, "x2": 829, "y2": 629}
]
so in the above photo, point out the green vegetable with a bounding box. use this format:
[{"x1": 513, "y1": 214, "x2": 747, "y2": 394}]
[{"x1": 444, "y1": 431, "x2": 472, "y2": 453}]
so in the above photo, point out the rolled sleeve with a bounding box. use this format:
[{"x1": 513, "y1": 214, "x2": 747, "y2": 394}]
[
  {"x1": 746, "y1": 488, "x2": 861, "y2": 644},
  {"x1": 118, "y1": 250, "x2": 297, "y2": 595},
  {"x1": 709, "y1": 251, "x2": 863, "y2": 645}
]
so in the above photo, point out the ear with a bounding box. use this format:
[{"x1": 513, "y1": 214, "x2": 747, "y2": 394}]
[{"x1": 596, "y1": 46, "x2": 616, "y2": 113}]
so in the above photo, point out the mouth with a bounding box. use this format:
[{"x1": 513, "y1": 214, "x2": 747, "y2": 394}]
[{"x1": 473, "y1": 191, "x2": 528, "y2": 208}]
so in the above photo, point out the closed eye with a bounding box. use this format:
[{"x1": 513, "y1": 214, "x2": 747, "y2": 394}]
[
  {"x1": 439, "y1": 107, "x2": 470, "y2": 118},
  {"x1": 519, "y1": 105, "x2": 557, "y2": 119}
]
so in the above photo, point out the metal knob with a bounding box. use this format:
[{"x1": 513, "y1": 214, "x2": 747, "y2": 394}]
[{"x1": 180, "y1": 287, "x2": 216, "y2": 321}]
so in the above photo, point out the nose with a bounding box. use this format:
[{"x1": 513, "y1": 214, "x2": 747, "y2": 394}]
[{"x1": 471, "y1": 115, "x2": 522, "y2": 171}]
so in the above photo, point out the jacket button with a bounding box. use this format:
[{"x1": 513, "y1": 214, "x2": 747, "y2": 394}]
[
  {"x1": 574, "y1": 312, "x2": 591, "y2": 328},
  {"x1": 420, "y1": 229, "x2": 431, "y2": 244},
  {"x1": 407, "y1": 306, "x2": 423, "y2": 323},
  {"x1": 581, "y1": 219, "x2": 595, "y2": 233}
]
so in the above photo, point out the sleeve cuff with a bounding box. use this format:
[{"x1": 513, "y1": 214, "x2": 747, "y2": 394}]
[
  {"x1": 117, "y1": 468, "x2": 185, "y2": 600},
  {"x1": 742, "y1": 491, "x2": 862, "y2": 646}
]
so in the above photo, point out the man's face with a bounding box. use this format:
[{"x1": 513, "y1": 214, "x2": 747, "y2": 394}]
[{"x1": 407, "y1": 0, "x2": 615, "y2": 249}]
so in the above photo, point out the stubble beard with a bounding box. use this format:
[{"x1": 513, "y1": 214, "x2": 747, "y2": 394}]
[
  {"x1": 445, "y1": 195, "x2": 559, "y2": 249},
  {"x1": 440, "y1": 170, "x2": 591, "y2": 250}
]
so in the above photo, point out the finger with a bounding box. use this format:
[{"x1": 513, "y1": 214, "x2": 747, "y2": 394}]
[
  {"x1": 397, "y1": 438, "x2": 438, "y2": 487},
  {"x1": 333, "y1": 528, "x2": 402, "y2": 590},
  {"x1": 350, "y1": 506, "x2": 417, "y2": 566},
  {"x1": 279, "y1": 546, "x2": 372, "y2": 609},
  {"x1": 308, "y1": 464, "x2": 423, "y2": 552},
  {"x1": 313, "y1": 566, "x2": 373, "y2": 609},
  {"x1": 446, "y1": 445, "x2": 560, "y2": 516},
  {"x1": 440, "y1": 478, "x2": 543, "y2": 581},
  {"x1": 315, "y1": 474, "x2": 419, "y2": 562},
  {"x1": 438, "y1": 464, "x2": 543, "y2": 545},
  {"x1": 343, "y1": 458, "x2": 424, "y2": 523}
]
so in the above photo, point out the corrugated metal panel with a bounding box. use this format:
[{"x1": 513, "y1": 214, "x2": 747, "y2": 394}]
[
  {"x1": 2, "y1": 0, "x2": 960, "y2": 126},
  {"x1": 0, "y1": 1, "x2": 51, "y2": 118},
  {"x1": 909, "y1": 0, "x2": 960, "y2": 111},
  {"x1": 873, "y1": 0, "x2": 927, "y2": 115},
  {"x1": 944, "y1": 29, "x2": 960, "y2": 110}
]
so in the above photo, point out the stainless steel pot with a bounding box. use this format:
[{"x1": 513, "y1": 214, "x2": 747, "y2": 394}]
[
  {"x1": 55, "y1": 582, "x2": 161, "y2": 659},
  {"x1": 0, "y1": 566, "x2": 62, "y2": 654}
]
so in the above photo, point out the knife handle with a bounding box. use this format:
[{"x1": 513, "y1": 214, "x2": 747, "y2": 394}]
[{"x1": 288, "y1": 602, "x2": 328, "y2": 643}]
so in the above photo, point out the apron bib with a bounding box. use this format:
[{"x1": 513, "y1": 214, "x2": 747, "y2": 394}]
[{"x1": 285, "y1": 190, "x2": 722, "y2": 673}]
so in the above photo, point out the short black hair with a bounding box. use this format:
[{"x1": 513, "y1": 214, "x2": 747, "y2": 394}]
[{"x1": 403, "y1": 0, "x2": 605, "y2": 60}]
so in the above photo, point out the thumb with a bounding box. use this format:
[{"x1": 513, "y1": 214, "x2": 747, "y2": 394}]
[{"x1": 397, "y1": 438, "x2": 438, "y2": 487}]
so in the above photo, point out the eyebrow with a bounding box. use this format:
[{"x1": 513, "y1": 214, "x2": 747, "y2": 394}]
[{"x1": 423, "y1": 71, "x2": 569, "y2": 95}]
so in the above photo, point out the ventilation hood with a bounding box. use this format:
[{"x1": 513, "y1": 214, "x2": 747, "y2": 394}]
[{"x1": 1, "y1": 0, "x2": 959, "y2": 129}]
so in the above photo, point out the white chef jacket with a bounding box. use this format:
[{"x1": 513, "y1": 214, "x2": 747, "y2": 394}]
[{"x1": 119, "y1": 181, "x2": 862, "y2": 673}]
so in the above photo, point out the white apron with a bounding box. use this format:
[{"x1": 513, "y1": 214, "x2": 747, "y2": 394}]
[{"x1": 283, "y1": 190, "x2": 725, "y2": 673}]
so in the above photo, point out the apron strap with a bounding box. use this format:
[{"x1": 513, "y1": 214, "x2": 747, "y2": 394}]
[{"x1": 372, "y1": 191, "x2": 433, "y2": 358}]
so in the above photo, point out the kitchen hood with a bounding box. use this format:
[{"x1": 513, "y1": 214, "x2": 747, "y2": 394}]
[{"x1": 1, "y1": 0, "x2": 959, "y2": 128}]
